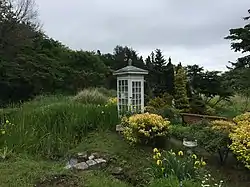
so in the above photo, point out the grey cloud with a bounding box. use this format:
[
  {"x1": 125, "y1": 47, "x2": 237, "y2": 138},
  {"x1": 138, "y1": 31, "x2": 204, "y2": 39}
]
[{"x1": 36, "y1": 0, "x2": 250, "y2": 69}]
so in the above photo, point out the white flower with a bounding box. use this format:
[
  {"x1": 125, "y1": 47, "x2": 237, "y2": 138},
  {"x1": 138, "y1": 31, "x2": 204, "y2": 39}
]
[{"x1": 202, "y1": 181, "x2": 205, "y2": 184}]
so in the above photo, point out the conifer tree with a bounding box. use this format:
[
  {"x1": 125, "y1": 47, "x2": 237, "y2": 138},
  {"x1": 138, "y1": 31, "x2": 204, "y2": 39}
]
[{"x1": 174, "y1": 65, "x2": 189, "y2": 111}]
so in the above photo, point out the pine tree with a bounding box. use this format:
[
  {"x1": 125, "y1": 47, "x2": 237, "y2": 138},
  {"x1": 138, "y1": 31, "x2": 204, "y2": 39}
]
[
  {"x1": 174, "y1": 65, "x2": 189, "y2": 111},
  {"x1": 164, "y1": 57, "x2": 175, "y2": 95}
]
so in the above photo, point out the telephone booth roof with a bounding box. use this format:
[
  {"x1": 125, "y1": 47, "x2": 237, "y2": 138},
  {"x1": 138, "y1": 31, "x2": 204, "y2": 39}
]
[{"x1": 113, "y1": 65, "x2": 148, "y2": 76}]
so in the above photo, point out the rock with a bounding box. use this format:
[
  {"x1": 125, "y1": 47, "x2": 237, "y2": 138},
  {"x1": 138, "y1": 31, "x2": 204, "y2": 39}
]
[
  {"x1": 88, "y1": 155, "x2": 95, "y2": 160},
  {"x1": 111, "y1": 167, "x2": 123, "y2": 175},
  {"x1": 73, "y1": 162, "x2": 88, "y2": 170},
  {"x1": 69, "y1": 158, "x2": 78, "y2": 166},
  {"x1": 77, "y1": 152, "x2": 88, "y2": 162},
  {"x1": 94, "y1": 158, "x2": 107, "y2": 164},
  {"x1": 86, "y1": 159, "x2": 97, "y2": 167},
  {"x1": 64, "y1": 164, "x2": 72, "y2": 169},
  {"x1": 92, "y1": 152, "x2": 100, "y2": 158}
]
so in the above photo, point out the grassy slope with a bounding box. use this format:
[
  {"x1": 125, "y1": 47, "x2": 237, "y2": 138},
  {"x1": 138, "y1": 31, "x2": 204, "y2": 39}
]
[{"x1": 0, "y1": 131, "x2": 151, "y2": 187}]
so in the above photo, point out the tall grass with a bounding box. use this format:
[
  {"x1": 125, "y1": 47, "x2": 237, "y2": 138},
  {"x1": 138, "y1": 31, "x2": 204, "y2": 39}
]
[
  {"x1": 0, "y1": 89, "x2": 119, "y2": 158},
  {"x1": 73, "y1": 88, "x2": 109, "y2": 104}
]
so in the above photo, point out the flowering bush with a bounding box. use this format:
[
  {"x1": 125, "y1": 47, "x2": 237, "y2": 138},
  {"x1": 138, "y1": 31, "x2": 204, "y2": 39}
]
[
  {"x1": 229, "y1": 112, "x2": 250, "y2": 169},
  {"x1": 0, "y1": 119, "x2": 14, "y2": 138},
  {"x1": 121, "y1": 113, "x2": 170, "y2": 145},
  {"x1": 150, "y1": 148, "x2": 206, "y2": 181},
  {"x1": 0, "y1": 119, "x2": 14, "y2": 159},
  {"x1": 211, "y1": 120, "x2": 236, "y2": 134},
  {"x1": 106, "y1": 97, "x2": 117, "y2": 106}
]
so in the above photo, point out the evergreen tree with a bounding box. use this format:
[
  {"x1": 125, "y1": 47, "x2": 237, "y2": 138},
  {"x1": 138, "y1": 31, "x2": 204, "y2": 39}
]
[
  {"x1": 174, "y1": 65, "x2": 189, "y2": 111},
  {"x1": 164, "y1": 57, "x2": 175, "y2": 95}
]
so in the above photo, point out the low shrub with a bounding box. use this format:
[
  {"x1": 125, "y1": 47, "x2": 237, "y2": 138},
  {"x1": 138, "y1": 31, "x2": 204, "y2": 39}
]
[
  {"x1": 229, "y1": 112, "x2": 250, "y2": 169},
  {"x1": 121, "y1": 113, "x2": 170, "y2": 146},
  {"x1": 169, "y1": 122, "x2": 231, "y2": 164},
  {"x1": 150, "y1": 148, "x2": 206, "y2": 181},
  {"x1": 73, "y1": 88, "x2": 108, "y2": 104},
  {"x1": 147, "y1": 93, "x2": 173, "y2": 109}
]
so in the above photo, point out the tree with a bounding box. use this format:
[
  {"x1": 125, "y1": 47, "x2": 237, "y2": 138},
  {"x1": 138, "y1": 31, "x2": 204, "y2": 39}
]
[
  {"x1": 225, "y1": 9, "x2": 250, "y2": 68},
  {"x1": 164, "y1": 58, "x2": 175, "y2": 95},
  {"x1": 225, "y1": 9, "x2": 250, "y2": 104},
  {"x1": 174, "y1": 65, "x2": 189, "y2": 111}
]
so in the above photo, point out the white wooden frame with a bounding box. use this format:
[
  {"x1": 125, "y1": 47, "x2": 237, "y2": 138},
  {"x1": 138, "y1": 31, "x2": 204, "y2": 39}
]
[{"x1": 117, "y1": 75, "x2": 145, "y2": 115}]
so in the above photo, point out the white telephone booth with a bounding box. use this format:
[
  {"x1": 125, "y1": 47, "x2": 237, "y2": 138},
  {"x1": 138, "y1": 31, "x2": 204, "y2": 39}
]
[{"x1": 113, "y1": 60, "x2": 148, "y2": 115}]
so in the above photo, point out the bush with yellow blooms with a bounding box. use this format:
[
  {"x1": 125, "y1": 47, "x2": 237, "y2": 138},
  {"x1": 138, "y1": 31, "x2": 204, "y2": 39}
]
[
  {"x1": 106, "y1": 97, "x2": 117, "y2": 106},
  {"x1": 121, "y1": 113, "x2": 170, "y2": 146},
  {"x1": 229, "y1": 112, "x2": 250, "y2": 169}
]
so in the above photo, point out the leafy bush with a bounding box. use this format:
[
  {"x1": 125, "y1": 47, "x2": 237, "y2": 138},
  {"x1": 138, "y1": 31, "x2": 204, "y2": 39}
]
[
  {"x1": 121, "y1": 113, "x2": 170, "y2": 146},
  {"x1": 0, "y1": 99, "x2": 118, "y2": 158},
  {"x1": 211, "y1": 120, "x2": 236, "y2": 134},
  {"x1": 158, "y1": 106, "x2": 181, "y2": 124},
  {"x1": 169, "y1": 124, "x2": 192, "y2": 140},
  {"x1": 147, "y1": 93, "x2": 173, "y2": 109},
  {"x1": 229, "y1": 112, "x2": 250, "y2": 169},
  {"x1": 73, "y1": 88, "x2": 108, "y2": 104},
  {"x1": 150, "y1": 148, "x2": 206, "y2": 181},
  {"x1": 169, "y1": 121, "x2": 231, "y2": 164}
]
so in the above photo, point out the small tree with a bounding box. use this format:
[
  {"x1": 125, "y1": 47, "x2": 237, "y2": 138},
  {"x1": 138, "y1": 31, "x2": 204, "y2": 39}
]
[{"x1": 174, "y1": 64, "x2": 189, "y2": 111}]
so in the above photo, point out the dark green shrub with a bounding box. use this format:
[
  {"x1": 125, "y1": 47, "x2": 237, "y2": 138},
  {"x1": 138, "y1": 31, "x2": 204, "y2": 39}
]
[
  {"x1": 147, "y1": 93, "x2": 173, "y2": 109},
  {"x1": 159, "y1": 106, "x2": 182, "y2": 124}
]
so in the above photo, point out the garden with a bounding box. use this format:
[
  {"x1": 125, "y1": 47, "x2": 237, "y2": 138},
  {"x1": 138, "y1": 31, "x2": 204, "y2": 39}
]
[
  {"x1": 0, "y1": 87, "x2": 249, "y2": 187},
  {"x1": 1, "y1": 1, "x2": 250, "y2": 186}
]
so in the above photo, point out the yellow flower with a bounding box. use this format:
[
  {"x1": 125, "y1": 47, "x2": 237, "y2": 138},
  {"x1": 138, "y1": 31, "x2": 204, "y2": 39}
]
[
  {"x1": 192, "y1": 154, "x2": 197, "y2": 159},
  {"x1": 6, "y1": 120, "x2": 9, "y2": 124},
  {"x1": 156, "y1": 152, "x2": 161, "y2": 158},
  {"x1": 1, "y1": 130, "x2": 6, "y2": 135},
  {"x1": 161, "y1": 167, "x2": 165, "y2": 172},
  {"x1": 178, "y1": 151, "x2": 184, "y2": 156},
  {"x1": 153, "y1": 155, "x2": 157, "y2": 160},
  {"x1": 194, "y1": 161, "x2": 200, "y2": 167},
  {"x1": 153, "y1": 148, "x2": 159, "y2": 153},
  {"x1": 156, "y1": 160, "x2": 162, "y2": 165},
  {"x1": 201, "y1": 161, "x2": 206, "y2": 166}
]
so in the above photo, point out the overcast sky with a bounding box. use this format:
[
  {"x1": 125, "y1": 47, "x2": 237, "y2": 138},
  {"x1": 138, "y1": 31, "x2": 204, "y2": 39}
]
[{"x1": 36, "y1": 0, "x2": 250, "y2": 71}]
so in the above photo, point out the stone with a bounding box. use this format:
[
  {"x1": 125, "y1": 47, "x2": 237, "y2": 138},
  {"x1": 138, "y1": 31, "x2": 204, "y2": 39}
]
[
  {"x1": 86, "y1": 159, "x2": 97, "y2": 167},
  {"x1": 64, "y1": 164, "x2": 72, "y2": 169},
  {"x1": 69, "y1": 158, "x2": 78, "y2": 166},
  {"x1": 77, "y1": 152, "x2": 88, "y2": 162},
  {"x1": 94, "y1": 158, "x2": 107, "y2": 164},
  {"x1": 88, "y1": 155, "x2": 95, "y2": 160},
  {"x1": 111, "y1": 167, "x2": 123, "y2": 175},
  {"x1": 92, "y1": 152, "x2": 100, "y2": 158},
  {"x1": 73, "y1": 162, "x2": 88, "y2": 170}
]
